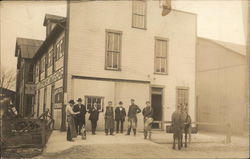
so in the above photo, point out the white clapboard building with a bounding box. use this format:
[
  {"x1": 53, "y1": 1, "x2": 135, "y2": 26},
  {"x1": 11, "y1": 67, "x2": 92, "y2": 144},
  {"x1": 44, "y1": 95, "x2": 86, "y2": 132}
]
[{"x1": 19, "y1": 0, "x2": 197, "y2": 131}]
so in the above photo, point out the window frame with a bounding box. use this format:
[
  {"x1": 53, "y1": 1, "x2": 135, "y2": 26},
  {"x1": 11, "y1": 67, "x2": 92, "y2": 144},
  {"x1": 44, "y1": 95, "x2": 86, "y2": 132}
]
[
  {"x1": 84, "y1": 96, "x2": 104, "y2": 110},
  {"x1": 55, "y1": 37, "x2": 64, "y2": 61},
  {"x1": 47, "y1": 48, "x2": 53, "y2": 68},
  {"x1": 176, "y1": 86, "x2": 189, "y2": 111},
  {"x1": 154, "y1": 36, "x2": 169, "y2": 75},
  {"x1": 105, "y1": 29, "x2": 122, "y2": 71},
  {"x1": 40, "y1": 56, "x2": 46, "y2": 73},
  {"x1": 132, "y1": 0, "x2": 147, "y2": 30}
]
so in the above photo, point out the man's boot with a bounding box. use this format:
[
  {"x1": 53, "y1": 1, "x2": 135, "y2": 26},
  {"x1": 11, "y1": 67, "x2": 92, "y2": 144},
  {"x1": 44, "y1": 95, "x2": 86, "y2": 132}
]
[
  {"x1": 126, "y1": 128, "x2": 131, "y2": 135},
  {"x1": 133, "y1": 129, "x2": 136, "y2": 136}
]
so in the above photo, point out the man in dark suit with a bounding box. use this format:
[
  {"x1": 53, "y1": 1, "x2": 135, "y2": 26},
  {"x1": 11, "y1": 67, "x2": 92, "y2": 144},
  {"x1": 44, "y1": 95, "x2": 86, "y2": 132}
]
[
  {"x1": 73, "y1": 98, "x2": 87, "y2": 135},
  {"x1": 115, "y1": 101, "x2": 126, "y2": 133}
]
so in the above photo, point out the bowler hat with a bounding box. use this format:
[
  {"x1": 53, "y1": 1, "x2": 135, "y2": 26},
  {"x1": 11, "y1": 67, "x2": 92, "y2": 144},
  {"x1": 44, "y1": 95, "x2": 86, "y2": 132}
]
[
  {"x1": 77, "y1": 98, "x2": 82, "y2": 102},
  {"x1": 69, "y1": 100, "x2": 75, "y2": 104},
  {"x1": 119, "y1": 101, "x2": 123, "y2": 105}
]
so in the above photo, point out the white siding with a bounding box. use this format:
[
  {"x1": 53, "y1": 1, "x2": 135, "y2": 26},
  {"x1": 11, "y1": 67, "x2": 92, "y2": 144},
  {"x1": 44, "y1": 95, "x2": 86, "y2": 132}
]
[{"x1": 66, "y1": 1, "x2": 196, "y2": 130}]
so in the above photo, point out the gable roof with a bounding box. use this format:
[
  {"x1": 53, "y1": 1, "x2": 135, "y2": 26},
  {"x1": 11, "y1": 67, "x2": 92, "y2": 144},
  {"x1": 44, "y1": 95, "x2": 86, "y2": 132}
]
[
  {"x1": 15, "y1": 38, "x2": 43, "y2": 59},
  {"x1": 198, "y1": 37, "x2": 246, "y2": 56},
  {"x1": 43, "y1": 14, "x2": 66, "y2": 26}
]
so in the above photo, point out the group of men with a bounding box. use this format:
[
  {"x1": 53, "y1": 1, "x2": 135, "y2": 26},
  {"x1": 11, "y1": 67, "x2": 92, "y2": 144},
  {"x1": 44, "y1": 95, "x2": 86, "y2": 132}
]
[{"x1": 65, "y1": 98, "x2": 154, "y2": 141}]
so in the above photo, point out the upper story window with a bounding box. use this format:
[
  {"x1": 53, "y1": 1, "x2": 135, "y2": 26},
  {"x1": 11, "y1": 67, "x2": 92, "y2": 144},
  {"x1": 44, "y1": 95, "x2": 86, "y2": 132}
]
[
  {"x1": 35, "y1": 62, "x2": 39, "y2": 77},
  {"x1": 47, "y1": 49, "x2": 53, "y2": 67},
  {"x1": 40, "y1": 56, "x2": 46, "y2": 73},
  {"x1": 27, "y1": 64, "x2": 34, "y2": 83},
  {"x1": 105, "y1": 30, "x2": 122, "y2": 71},
  {"x1": 155, "y1": 37, "x2": 168, "y2": 74},
  {"x1": 132, "y1": 0, "x2": 147, "y2": 29},
  {"x1": 55, "y1": 37, "x2": 64, "y2": 61}
]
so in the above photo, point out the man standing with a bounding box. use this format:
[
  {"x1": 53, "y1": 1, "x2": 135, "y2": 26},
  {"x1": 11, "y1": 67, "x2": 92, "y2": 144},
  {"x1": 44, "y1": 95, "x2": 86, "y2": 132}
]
[
  {"x1": 66, "y1": 100, "x2": 79, "y2": 141},
  {"x1": 126, "y1": 99, "x2": 141, "y2": 136},
  {"x1": 73, "y1": 98, "x2": 87, "y2": 135},
  {"x1": 105, "y1": 101, "x2": 115, "y2": 135},
  {"x1": 142, "y1": 101, "x2": 153, "y2": 139},
  {"x1": 115, "y1": 101, "x2": 126, "y2": 133}
]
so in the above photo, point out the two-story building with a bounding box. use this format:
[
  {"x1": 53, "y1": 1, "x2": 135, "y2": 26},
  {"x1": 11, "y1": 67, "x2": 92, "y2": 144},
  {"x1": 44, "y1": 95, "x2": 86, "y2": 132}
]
[
  {"x1": 16, "y1": 0, "x2": 197, "y2": 131},
  {"x1": 15, "y1": 38, "x2": 43, "y2": 117}
]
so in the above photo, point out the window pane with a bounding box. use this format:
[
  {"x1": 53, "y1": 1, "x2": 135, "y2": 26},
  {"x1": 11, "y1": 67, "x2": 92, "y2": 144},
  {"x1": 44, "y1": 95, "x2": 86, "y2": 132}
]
[
  {"x1": 114, "y1": 34, "x2": 120, "y2": 52},
  {"x1": 155, "y1": 40, "x2": 160, "y2": 57},
  {"x1": 160, "y1": 58, "x2": 166, "y2": 73},
  {"x1": 113, "y1": 53, "x2": 119, "y2": 68},
  {"x1": 155, "y1": 58, "x2": 161, "y2": 72},
  {"x1": 107, "y1": 52, "x2": 113, "y2": 67},
  {"x1": 161, "y1": 41, "x2": 167, "y2": 57},
  {"x1": 107, "y1": 34, "x2": 114, "y2": 51}
]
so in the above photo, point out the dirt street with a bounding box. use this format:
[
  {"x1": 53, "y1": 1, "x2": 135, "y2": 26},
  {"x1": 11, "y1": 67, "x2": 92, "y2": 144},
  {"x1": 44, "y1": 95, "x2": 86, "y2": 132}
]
[{"x1": 32, "y1": 131, "x2": 249, "y2": 159}]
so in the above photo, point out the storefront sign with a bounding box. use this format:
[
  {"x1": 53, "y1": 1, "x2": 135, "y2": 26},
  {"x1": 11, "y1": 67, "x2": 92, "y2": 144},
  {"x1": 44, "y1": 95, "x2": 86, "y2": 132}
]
[{"x1": 36, "y1": 68, "x2": 63, "y2": 89}]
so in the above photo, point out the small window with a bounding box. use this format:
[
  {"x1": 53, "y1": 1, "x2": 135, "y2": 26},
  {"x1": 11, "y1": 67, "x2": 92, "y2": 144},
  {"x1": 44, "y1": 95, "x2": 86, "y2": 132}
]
[
  {"x1": 35, "y1": 62, "x2": 39, "y2": 77},
  {"x1": 47, "y1": 49, "x2": 53, "y2": 67},
  {"x1": 132, "y1": 0, "x2": 147, "y2": 29},
  {"x1": 40, "y1": 57, "x2": 46, "y2": 73},
  {"x1": 55, "y1": 37, "x2": 64, "y2": 61},
  {"x1": 155, "y1": 37, "x2": 168, "y2": 74},
  {"x1": 105, "y1": 30, "x2": 122, "y2": 70},
  {"x1": 85, "y1": 96, "x2": 104, "y2": 110}
]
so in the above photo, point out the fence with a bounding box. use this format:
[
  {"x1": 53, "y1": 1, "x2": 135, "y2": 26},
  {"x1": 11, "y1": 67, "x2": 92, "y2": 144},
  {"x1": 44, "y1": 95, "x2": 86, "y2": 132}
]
[{"x1": 151, "y1": 121, "x2": 231, "y2": 144}]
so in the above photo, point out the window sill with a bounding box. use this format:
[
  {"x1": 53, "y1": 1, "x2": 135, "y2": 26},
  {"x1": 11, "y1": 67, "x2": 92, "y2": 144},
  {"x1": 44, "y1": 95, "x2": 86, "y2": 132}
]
[
  {"x1": 131, "y1": 26, "x2": 147, "y2": 30},
  {"x1": 154, "y1": 72, "x2": 168, "y2": 75},
  {"x1": 105, "y1": 68, "x2": 121, "y2": 72}
]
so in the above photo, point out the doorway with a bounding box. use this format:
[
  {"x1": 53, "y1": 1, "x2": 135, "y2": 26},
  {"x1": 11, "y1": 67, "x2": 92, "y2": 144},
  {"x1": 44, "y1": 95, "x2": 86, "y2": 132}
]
[{"x1": 151, "y1": 87, "x2": 163, "y2": 129}]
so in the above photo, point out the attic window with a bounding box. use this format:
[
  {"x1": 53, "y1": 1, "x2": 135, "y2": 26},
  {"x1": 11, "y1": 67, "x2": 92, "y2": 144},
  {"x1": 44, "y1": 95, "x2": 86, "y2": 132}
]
[{"x1": 46, "y1": 22, "x2": 52, "y2": 37}]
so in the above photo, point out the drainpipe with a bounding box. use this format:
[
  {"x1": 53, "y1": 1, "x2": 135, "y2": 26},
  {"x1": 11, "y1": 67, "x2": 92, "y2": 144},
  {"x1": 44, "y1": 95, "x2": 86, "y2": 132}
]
[{"x1": 60, "y1": 0, "x2": 70, "y2": 131}]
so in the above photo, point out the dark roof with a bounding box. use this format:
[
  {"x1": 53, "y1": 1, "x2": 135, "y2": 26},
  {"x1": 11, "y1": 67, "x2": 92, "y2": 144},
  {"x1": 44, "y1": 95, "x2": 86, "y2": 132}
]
[
  {"x1": 15, "y1": 38, "x2": 43, "y2": 59},
  {"x1": 43, "y1": 14, "x2": 66, "y2": 26},
  {"x1": 33, "y1": 21, "x2": 66, "y2": 62},
  {"x1": 0, "y1": 87, "x2": 15, "y2": 93}
]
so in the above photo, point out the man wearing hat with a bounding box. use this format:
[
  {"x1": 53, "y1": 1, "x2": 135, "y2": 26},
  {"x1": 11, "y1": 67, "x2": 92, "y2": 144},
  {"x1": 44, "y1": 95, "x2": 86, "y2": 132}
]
[
  {"x1": 115, "y1": 101, "x2": 126, "y2": 133},
  {"x1": 73, "y1": 98, "x2": 87, "y2": 135},
  {"x1": 66, "y1": 100, "x2": 79, "y2": 141},
  {"x1": 126, "y1": 99, "x2": 141, "y2": 136}
]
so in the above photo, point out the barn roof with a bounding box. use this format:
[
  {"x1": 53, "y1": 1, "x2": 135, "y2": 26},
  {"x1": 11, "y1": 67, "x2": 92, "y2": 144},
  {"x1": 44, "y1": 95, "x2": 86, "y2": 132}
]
[{"x1": 15, "y1": 38, "x2": 43, "y2": 59}]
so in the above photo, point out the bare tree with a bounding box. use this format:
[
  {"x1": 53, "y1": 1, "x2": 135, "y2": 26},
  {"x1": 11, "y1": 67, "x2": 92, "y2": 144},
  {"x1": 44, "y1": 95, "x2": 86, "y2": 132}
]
[{"x1": 0, "y1": 67, "x2": 16, "y2": 90}]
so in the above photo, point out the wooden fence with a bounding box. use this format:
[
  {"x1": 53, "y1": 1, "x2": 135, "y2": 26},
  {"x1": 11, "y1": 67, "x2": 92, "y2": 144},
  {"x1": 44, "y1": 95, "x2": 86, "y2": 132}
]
[{"x1": 151, "y1": 121, "x2": 231, "y2": 144}]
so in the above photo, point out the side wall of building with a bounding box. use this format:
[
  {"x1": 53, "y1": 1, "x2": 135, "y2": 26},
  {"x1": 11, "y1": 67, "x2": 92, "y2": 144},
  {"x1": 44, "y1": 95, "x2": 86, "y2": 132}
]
[{"x1": 197, "y1": 38, "x2": 247, "y2": 134}]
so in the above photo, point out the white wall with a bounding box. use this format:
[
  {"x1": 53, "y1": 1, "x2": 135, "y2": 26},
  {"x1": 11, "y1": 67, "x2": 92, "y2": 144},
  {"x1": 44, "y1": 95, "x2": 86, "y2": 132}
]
[
  {"x1": 72, "y1": 78, "x2": 149, "y2": 131},
  {"x1": 197, "y1": 38, "x2": 247, "y2": 134},
  {"x1": 67, "y1": 0, "x2": 197, "y2": 130}
]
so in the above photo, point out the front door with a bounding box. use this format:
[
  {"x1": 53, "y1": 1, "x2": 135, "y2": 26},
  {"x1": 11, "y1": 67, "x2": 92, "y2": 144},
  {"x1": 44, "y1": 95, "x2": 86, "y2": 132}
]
[{"x1": 151, "y1": 87, "x2": 163, "y2": 129}]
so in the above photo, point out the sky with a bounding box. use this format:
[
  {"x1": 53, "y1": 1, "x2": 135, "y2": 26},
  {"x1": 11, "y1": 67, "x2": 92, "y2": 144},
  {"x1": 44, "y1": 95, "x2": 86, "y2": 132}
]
[{"x1": 0, "y1": 0, "x2": 248, "y2": 72}]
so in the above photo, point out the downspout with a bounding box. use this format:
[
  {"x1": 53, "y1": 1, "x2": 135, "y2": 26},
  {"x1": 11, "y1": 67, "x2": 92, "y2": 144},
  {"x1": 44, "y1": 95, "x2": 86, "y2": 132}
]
[{"x1": 60, "y1": 0, "x2": 70, "y2": 131}]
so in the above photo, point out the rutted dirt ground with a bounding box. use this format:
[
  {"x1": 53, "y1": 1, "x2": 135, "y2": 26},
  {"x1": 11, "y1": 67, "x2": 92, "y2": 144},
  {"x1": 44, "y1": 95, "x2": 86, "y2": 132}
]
[
  {"x1": 31, "y1": 131, "x2": 249, "y2": 159},
  {"x1": 36, "y1": 143, "x2": 249, "y2": 159}
]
